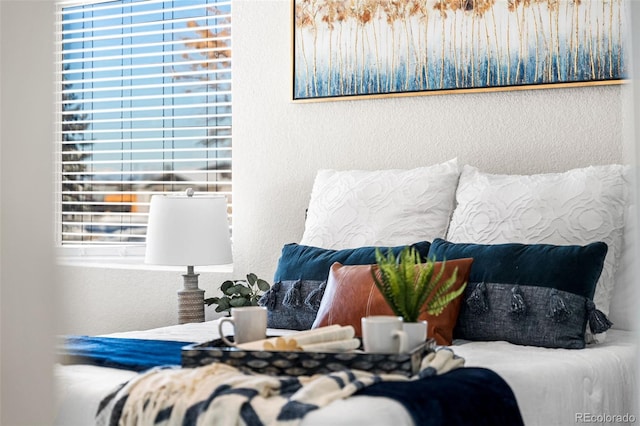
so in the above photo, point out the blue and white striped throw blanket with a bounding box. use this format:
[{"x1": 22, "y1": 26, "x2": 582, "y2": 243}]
[{"x1": 96, "y1": 348, "x2": 464, "y2": 426}]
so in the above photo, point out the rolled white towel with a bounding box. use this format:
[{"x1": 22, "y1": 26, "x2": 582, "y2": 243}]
[
  {"x1": 237, "y1": 325, "x2": 356, "y2": 352},
  {"x1": 300, "y1": 338, "x2": 361, "y2": 353}
]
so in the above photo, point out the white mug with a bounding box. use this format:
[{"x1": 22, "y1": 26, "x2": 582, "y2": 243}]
[
  {"x1": 361, "y1": 316, "x2": 409, "y2": 354},
  {"x1": 403, "y1": 320, "x2": 428, "y2": 352},
  {"x1": 218, "y1": 306, "x2": 267, "y2": 346}
]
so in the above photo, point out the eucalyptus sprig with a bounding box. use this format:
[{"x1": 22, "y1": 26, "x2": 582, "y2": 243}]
[
  {"x1": 372, "y1": 247, "x2": 466, "y2": 322},
  {"x1": 204, "y1": 273, "x2": 271, "y2": 315}
]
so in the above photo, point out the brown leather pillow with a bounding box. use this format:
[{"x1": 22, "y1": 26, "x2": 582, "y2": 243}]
[{"x1": 311, "y1": 258, "x2": 473, "y2": 345}]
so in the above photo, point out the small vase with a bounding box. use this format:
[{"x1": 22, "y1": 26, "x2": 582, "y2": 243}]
[{"x1": 402, "y1": 320, "x2": 428, "y2": 352}]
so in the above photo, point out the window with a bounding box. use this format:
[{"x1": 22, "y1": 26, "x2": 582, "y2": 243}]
[{"x1": 56, "y1": 0, "x2": 231, "y2": 262}]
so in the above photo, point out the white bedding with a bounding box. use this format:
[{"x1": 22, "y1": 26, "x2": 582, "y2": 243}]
[
  {"x1": 453, "y1": 329, "x2": 638, "y2": 426},
  {"x1": 54, "y1": 321, "x2": 637, "y2": 426}
]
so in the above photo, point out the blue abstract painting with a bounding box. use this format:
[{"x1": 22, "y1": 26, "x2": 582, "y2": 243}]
[{"x1": 293, "y1": 0, "x2": 627, "y2": 101}]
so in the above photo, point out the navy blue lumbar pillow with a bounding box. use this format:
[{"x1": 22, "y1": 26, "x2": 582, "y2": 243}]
[
  {"x1": 273, "y1": 241, "x2": 431, "y2": 283},
  {"x1": 428, "y1": 238, "x2": 611, "y2": 349}
]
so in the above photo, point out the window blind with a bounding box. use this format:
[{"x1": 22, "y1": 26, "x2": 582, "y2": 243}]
[{"x1": 56, "y1": 0, "x2": 231, "y2": 248}]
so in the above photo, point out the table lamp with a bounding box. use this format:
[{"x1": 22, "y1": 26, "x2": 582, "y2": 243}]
[{"x1": 144, "y1": 189, "x2": 232, "y2": 324}]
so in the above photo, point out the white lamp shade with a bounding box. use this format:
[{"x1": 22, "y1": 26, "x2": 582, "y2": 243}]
[{"x1": 144, "y1": 194, "x2": 233, "y2": 266}]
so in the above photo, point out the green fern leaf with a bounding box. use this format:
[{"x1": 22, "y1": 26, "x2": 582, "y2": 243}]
[{"x1": 373, "y1": 248, "x2": 469, "y2": 323}]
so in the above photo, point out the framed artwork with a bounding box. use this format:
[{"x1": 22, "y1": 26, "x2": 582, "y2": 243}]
[{"x1": 292, "y1": 0, "x2": 627, "y2": 102}]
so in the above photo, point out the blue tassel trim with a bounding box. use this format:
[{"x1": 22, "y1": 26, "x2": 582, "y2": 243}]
[
  {"x1": 304, "y1": 281, "x2": 327, "y2": 309},
  {"x1": 466, "y1": 282, "x2": 489, "y2": 314},
  {"x1": 258, "y1": 281, "x2": 281, "y2": 310},
  {"x1": 547, "y1": 289, "x2": 571, "y2": 323},
  {"x1": 586, "y1": 299, "x2": 613, "y2": 334},
  {"x1": 509, "y1": 286, "x2": 527, "y2": 319},
  {"x1": 282, "y1": 280, "x2": 303, "y2": 307}
]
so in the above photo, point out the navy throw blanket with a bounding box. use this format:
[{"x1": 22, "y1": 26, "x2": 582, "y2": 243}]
[
  {"x1": 357, "y1": 367, "x2": 524, "y2": 426},
  {"x1": 61, "y1": 336, "x2": 523, "y2": 425},
  {"x1": 60, "y1": 336, "x2": 193, "y2": 372}
]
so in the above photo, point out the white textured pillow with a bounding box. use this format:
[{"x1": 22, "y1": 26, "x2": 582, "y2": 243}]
[
  {"x1": 447, "y1": 164, "x2": 629, "y2": 340},
  {"x1": 301, "y1": 159, "x2": 460, "y2": 250},
  {"x1": 608, "y1": 169, "x2": 636, "y2": 331}
]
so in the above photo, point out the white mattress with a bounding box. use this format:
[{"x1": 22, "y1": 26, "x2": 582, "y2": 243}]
[{"x1": 54, "y1": 321, "x2": 637, "y2": 426}]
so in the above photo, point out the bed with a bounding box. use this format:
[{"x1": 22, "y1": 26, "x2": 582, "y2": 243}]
[
  {"x1": 54, "y1": 322, "x2": 636, "y2": 426},
  {"x1": 54, "y1": 160, "x2": 638, "y2": 425},
  {"x1": 55, "y1": 321, "x2": 519, "y2": 426}
]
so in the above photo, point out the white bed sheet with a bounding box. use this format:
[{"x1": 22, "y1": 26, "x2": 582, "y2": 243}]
[
  {"x1": 54, "y1": 321, "x2": 637, "y2": 426},
  {"x1": 453, "y1": 329, "x2": 638, "y2": 426}
]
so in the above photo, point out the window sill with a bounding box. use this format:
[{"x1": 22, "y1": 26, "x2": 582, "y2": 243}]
[
  {"x1": 58, "y1": 256, "x2": 234, "y2": 272},
  {"x1": 57, "y1": 246, "x2": 233, "y2": 272}
]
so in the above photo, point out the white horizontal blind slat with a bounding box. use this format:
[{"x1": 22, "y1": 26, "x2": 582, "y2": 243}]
[
  {"x1": 60, "y1": 79, "x2": 231, "y2": 94},
  {"x1": 57, "y1": 0, "x2": 232, "y2": 15},
  {"x1": 62, "y1": 147, "x2": 231, "y2": 155},
  {"x1": 61, "y1": 15, "x2": 231, "y2": 35},
  {"x1": 57, "y1": 113, "x2": 231, "y2": 125},
  {"x1": 59, "y1": 25, "x2": 230, "y2": 46},
  {"x1": 57, "y1": 0, "x2": 232, "y2": 247},
  {"x1": 63, "y1": 37, "x2": 228, "y2": 57},
  {"x1": 61, "y1": 2, "x2": 223, "y2": 25},
  {"x1": 58, "y1": 59, "x2": 231, "y2": 75},
  {"x1": 59, "y1": 102, "x2": 231, "y2": 115},
  {"x1": 59, "y1": 69, "x2": 225, "y2": 85}
]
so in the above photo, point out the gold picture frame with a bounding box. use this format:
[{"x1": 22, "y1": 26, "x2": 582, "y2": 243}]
[{"x1": 292, "y1": 0, "x2": 628, "y2": 102}]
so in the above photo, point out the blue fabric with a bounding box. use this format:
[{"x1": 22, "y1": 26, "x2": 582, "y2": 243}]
[
  {"x1": 357, "y1": 367, "x2": 523, "y2": 426},
  {"x1": 258, "y1": 280, "x2": 326, "y2": 330},
  {"x1": 60, "y1": 336, "x2": 193, "y2": 372},
  {"x1": 428, "y1": 238, "x2": 607, "y2": 299},
  {"x1": 456, "y1": 283, "x2": 593, "y2": 348},
  {"x1": 273, "y1": 241, "x2": 431, "y2": 282}
]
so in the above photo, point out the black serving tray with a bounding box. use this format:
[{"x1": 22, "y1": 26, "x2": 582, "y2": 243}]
[{"x1": 182, "y1": 336, "x2": 435, "y2": 377}]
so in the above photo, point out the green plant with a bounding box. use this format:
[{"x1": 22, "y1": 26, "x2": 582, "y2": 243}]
[
  {"x1": 204, "y1": 273, "x2": 271, "y2": 315},
  {"x1": 372, "y1": 247, "x2": 467, "y2": 323}
]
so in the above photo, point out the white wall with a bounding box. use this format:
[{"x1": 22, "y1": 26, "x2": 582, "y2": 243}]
[
  {"x1": 1, "y1": 1, "x2": 57, "y2": 424},
  {"x1": 58, "y1": 0, "x2": 632, "y2": 336}
]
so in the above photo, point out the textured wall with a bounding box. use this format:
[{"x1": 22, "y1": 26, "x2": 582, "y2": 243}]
[{"x1": 59, "y1": 0, "x2": 631, "y2": 335}]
